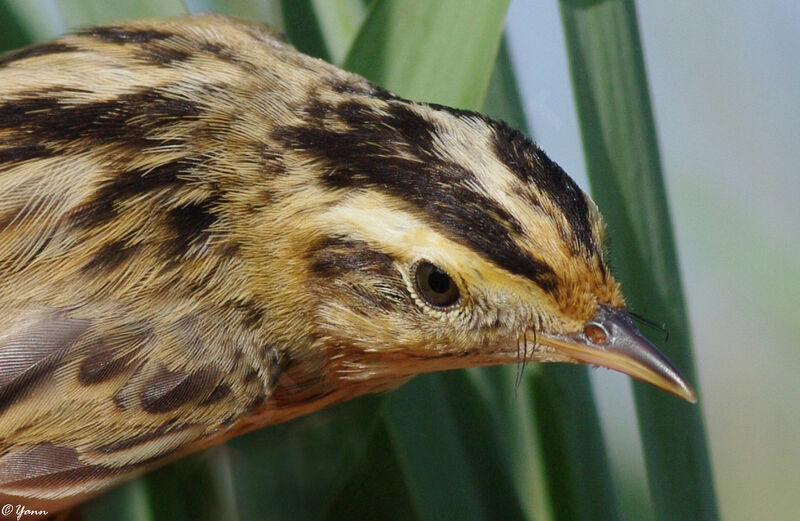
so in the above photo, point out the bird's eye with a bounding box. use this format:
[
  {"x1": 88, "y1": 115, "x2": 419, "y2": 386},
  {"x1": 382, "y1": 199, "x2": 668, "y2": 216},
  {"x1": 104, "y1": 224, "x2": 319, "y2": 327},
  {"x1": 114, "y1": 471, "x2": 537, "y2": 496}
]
[{"x1": 414, "y1": 261, "x2": 460, "y2": 308}]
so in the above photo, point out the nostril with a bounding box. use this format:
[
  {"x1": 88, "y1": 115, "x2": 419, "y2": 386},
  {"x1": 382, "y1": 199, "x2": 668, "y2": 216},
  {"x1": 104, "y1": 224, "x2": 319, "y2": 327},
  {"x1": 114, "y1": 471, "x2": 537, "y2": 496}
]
[{"x1": 584, "y1": 323, "x2": 609, "y2": 345}]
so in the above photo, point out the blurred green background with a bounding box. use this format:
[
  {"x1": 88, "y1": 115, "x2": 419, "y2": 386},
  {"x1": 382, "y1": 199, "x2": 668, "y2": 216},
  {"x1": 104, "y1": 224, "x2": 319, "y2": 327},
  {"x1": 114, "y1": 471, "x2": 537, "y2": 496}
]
[
  {"x1": 0, "y1": 1, "x2": 796, "y2": 521},
  {"x1": 507, "y1": 3, "x2": 800, "y2": 520}
]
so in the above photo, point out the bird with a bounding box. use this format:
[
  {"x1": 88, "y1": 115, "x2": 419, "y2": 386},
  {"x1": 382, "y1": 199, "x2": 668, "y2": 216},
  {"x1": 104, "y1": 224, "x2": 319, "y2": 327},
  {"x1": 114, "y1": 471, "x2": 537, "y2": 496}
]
[{"x1": 0, "y1": 14, "x2": 696, "y2": 515}]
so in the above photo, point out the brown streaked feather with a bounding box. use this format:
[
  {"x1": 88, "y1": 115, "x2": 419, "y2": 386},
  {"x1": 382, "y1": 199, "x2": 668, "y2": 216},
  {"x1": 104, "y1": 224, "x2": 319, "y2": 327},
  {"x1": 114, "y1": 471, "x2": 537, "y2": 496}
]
[
  {"x1": 0, "y1": 305, "x2": 280, "y2": 505},
  {"x1": 138, "y1": 364, "x2": 222, "y2": 413},
  {"x1": 0, "y1": 312, "x2": 89, "y2": 413},
  {"x1": 0, "y1": 444, "x2": 122, "y2": 497}
]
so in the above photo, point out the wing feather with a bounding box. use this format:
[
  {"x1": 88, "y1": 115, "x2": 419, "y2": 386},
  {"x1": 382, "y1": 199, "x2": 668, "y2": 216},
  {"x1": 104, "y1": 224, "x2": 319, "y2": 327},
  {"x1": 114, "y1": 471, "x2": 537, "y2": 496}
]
[
  {"x1": 0, "y1": 311, "x2": 89, "y2": 414},
  {"x1": 0, "y1": 307, "x2": 271, "y2": 503}
]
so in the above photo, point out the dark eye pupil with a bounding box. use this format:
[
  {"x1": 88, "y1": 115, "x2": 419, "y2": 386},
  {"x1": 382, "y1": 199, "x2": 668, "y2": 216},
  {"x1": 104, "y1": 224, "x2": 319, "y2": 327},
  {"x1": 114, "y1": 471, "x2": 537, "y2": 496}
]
[
  {"x1": 415, "y1": 261, "x2": 460, "y2": 308},
  {"x1": 427, "y1": 269, "x2": 451, "y2": 294}
]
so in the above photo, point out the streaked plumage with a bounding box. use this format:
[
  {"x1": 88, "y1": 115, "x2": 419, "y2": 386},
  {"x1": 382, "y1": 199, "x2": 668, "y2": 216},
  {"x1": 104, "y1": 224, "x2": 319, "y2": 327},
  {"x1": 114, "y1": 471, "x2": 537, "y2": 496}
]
[{"x1": 0, "y1": 14, "x2": 695, "y2": 515}]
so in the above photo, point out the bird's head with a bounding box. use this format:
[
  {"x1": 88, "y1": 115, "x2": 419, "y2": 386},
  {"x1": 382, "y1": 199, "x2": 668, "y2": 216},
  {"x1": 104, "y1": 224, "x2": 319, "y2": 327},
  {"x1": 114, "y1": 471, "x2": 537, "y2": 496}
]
[{"x1": 262, "y1": 86, "x2": 696, "y2": 409}]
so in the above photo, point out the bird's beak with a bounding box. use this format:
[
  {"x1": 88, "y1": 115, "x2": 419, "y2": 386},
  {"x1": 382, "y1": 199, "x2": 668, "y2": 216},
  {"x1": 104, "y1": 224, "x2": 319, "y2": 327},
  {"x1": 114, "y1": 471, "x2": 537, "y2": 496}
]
[{"x1": 537, "y1": 305, "x2": 697, "y2": 402}]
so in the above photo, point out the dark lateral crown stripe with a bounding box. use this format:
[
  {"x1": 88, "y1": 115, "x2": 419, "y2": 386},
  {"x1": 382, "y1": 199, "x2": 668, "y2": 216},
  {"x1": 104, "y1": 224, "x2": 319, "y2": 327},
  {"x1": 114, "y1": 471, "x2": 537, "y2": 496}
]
[
  {"x1": 490, "y1": 121, "x2": 596, "y2": 255},
  {"x1": 275, "y1": 98, "x2": 558, "y2": 292}
]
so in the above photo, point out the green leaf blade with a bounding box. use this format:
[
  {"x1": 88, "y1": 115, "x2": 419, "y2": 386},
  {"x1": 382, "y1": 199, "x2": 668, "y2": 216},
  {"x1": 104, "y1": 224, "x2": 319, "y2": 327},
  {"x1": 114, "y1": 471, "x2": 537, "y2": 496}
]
[
  {"x1": 279, "y1": 0, "x2": 331, "y2": 61},
  {"x1": 530, "y1": 366, "x2": 621, "y2": 521},
  {"x1": 344, "y1": 0, "x2": 511, "y2": 109},
  {"x1": 55, "y1": 0, "x2": 188, "y2": 28},
  {"x1": 557, "y1": 1, "x2": 720, "y2": 520}
]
